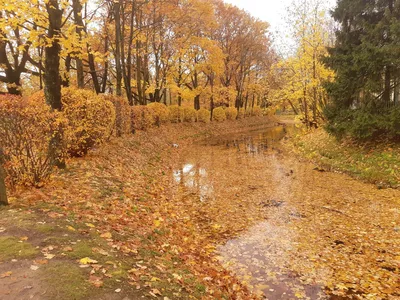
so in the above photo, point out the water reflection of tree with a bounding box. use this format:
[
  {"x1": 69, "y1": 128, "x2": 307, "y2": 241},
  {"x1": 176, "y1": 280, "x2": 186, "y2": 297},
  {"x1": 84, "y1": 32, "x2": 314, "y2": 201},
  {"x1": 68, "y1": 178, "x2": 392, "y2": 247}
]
[{"x1": 175, "y1": 163, "x2": 214, "y2": 202}]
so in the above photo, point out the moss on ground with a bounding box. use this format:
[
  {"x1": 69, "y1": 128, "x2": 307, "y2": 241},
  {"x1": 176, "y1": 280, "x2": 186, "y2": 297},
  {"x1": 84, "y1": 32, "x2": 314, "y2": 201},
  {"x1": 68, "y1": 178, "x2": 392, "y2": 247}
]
[
  {"x1": 0, "y1": 236, "x2": 38, "y2": 261},
  {"x1": 41, "y1": 262, "x2": 91, "y2": 300},
  {"x1": 35, "y1": 224, "x2": 56, "y2": 233}
]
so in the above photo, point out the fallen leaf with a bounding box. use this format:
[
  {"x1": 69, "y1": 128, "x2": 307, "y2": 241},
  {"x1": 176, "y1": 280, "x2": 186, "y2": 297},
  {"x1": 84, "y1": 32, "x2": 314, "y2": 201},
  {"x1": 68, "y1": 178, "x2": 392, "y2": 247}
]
[
  {"x1": 173, "y1": 273, "x2": 182, "y2": 281},
  {"x1": 30, "y1": 265, "x2": 39, "y2": 271},
  {"x1": 85, "y1": 223, "x2": 96, "y2": 228},
  {"x1": 80, "y1": 257, "x2": 98, "y2": 265},
  {"x1": 89, "y1": 275, "x2": 103, "y2": 288},
  {"x1": 115, "y1": 288, "x2": 121, "y2": 293},
  {"x1": 100, "y1": 232, "x2": 112, "y2": 239},
  {"x1": 92, "y1": 247, "x2": 109, "y2": 256},
  {"x1": 0, "y1": 271, "x2": 12, "y2": 278},
  {"x1": 44, "y1": 254, "x2": 55, "y2": 260},
  {"x1": 20, "y1": 236, "x2": 28, "y2": 241},
  {"x1": 67, "y1": 226, "x2": 76, "y2": 232},
  {"x1": 34, "y1": 259, "x2": 48, "y2": 265},
  {"x1": 152, "y1": 288, "x2": 162, "y2": 296}
]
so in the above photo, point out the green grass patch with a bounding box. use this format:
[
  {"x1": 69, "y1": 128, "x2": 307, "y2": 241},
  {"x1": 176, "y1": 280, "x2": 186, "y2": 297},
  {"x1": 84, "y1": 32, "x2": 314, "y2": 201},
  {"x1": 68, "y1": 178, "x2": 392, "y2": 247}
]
[
  {"x1": 292, "y1": 129, "x2": 400, "y2": 188},
  {"x1": 41, "y1": 261, "x2": 91, "y2": 300},
  {"x1": 0, "y1": 236, "x2": 38, "y2": 260},
  {"x1": 35, "y1": 224, "x2": 56, "y2": 233},
  {"x1": 65, "y1": 241, "x2": 97, "y2": 260}
]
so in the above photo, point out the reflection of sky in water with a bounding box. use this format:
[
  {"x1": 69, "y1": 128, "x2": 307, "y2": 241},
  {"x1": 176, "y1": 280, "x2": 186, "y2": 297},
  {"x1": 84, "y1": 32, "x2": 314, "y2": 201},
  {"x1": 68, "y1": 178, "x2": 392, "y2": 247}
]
[
  {"x1": 217, "y1": 220, "x2": 327, "y2": 299},
  {"x1": 174, "y1": 164, "x2": 214, "y2": 202}
]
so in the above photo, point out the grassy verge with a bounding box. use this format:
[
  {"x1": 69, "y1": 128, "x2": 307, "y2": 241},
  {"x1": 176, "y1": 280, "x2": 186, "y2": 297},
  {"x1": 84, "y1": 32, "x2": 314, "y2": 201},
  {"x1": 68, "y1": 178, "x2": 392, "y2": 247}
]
[{"x1": 289, "y1": 128, "x2": 400, "y2": 188}]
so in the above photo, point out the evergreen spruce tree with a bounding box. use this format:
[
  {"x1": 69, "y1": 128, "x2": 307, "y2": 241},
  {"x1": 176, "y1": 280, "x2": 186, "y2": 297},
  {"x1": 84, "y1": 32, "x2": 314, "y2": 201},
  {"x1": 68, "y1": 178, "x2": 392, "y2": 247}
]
[{"x1": 324, "y1": 0, "x2": 400, "y2": 140}]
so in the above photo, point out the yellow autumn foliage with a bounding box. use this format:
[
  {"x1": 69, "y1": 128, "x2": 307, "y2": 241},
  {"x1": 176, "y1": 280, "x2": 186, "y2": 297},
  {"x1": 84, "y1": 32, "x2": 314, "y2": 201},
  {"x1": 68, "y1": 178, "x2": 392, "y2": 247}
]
[
  {"x1": 182, "y1": 107, "x2": 197, "y2": 123},
  {"x1": 197, "y1": 108, "x2": 211, "y2": 123},
  {"x1": 0, "y1": 94, "x2": 64, "y2": 186},
  {"x1": 102, "y1": 95, "x2": 132, "y2": 136},
  {"x1": 225, "y1": 107, "x2": 238, "y2": 120},
  {"x1": 237, "y1": 108, "x2": 246, "y2": 119},
  {"x1": 132, "y1": 105, "x2": 155, "y2": 131},
  {"x1": 148, "y1": 102, "x2": 170, "y2": 126},
  {"x1": 168, "y1": 105, "x2": 184, "y2": 123},
  {"x1": 212, "y1": 107, "x2": 226, "y2": 122},
  {"x1": 251, "y1": 106, "x2": 262, "y2": 117},
  {"x1": 61, "y1": 88, "x2": 116, "y2": 157}
]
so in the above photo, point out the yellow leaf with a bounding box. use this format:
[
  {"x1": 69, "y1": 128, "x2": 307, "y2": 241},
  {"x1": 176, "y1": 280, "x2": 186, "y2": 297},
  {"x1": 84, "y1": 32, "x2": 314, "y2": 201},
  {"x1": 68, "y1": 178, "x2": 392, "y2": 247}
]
[
  {"x1": 100, "y1": 232, "x2": 112, "y2": 239},
  {"x1": 0, "y1": 271, "x2": 12, "y2": 278},
  {"x1": 67, "y1": 226, "x2": 76, "y2": 232},
  {"x1": 85, "y1": 223, "x2": 95, "y2": 228},
  {"x1": 80, "y1": 257, "x2": 98, "y2": 265}
]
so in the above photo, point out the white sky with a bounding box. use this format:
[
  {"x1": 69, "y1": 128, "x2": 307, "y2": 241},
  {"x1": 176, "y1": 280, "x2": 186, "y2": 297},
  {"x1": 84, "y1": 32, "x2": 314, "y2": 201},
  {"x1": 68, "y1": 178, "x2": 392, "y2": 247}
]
[{"x1": 223, "y1": 0, "x2": 337, "y2": 54}]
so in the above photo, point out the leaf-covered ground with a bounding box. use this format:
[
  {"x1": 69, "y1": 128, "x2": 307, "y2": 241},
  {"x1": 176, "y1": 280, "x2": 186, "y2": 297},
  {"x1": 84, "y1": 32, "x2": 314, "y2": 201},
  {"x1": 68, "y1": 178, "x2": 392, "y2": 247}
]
[
  {"x1": 1, "y1": 117, "x2": 399, "y2": 299},
  {"x1": 290, "y1": 128, "x2": 400, "y2": 189}
]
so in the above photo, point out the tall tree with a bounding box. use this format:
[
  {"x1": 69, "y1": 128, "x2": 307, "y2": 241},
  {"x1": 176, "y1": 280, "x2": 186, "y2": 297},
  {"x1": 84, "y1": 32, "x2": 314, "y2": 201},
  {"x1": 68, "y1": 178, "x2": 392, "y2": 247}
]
[
  {"x1": 271, "y1": 0, "x2": 334, "y2": 126},
  {"x1": 323, "y1": 0, "x2": 400, "y2": 138},
  {"x1": 44, "y1": 0, "x2": 63, "y2": 110}
]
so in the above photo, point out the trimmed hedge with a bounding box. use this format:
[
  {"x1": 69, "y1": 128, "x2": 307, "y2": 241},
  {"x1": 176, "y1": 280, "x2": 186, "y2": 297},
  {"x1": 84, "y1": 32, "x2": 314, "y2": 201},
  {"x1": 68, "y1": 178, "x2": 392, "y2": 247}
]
[
  {"x1": 212, "y1": 107, "x2": 227, "y2": 122},
  {"x1": 225, "y1": 107, "x2": 238, "y2": 120},
  {"x1": 0, "y1": 94, "x2": 62, "y2": 186},
  {"x1": 197, "y1": 108, "x2": 211, "y2": 123},
  {"x1": 61, "y1": 88, "x2": 116, "y2": 156}
]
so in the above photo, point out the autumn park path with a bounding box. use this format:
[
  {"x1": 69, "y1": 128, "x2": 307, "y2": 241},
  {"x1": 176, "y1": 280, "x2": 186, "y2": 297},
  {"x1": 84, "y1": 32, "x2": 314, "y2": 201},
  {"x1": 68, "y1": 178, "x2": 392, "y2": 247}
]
[
  {"x1": 0, "y1": 119, "x2": 399, "y2": 299},
  {"x1": 171, "y1": 124, "x2": 400, "y2": 299}
]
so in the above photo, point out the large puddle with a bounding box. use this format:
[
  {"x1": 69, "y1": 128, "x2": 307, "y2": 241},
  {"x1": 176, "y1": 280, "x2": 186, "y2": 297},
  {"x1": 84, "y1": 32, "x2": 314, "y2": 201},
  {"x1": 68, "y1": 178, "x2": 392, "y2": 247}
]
[
  {"x1": 171, "y1": 124, "x2": 400, "y2": 299},
  {"x1": 173, "y1": 125, "x2": 327, "y2": 298},
  {"x1": 203, "y1": 125, "x2": 296, "y2": 155}
]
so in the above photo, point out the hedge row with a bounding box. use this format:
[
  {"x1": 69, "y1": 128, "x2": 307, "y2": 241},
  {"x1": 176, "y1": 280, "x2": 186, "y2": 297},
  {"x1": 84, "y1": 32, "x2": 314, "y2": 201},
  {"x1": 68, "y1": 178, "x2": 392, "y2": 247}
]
[{"x1": 0, "y1": 88, "x2": 263, "y2": 186}]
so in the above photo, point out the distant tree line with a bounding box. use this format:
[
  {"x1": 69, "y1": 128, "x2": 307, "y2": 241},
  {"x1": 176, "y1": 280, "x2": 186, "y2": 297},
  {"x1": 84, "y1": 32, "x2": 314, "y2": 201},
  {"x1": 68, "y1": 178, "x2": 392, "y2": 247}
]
[{"x1": 0, "y1": 0, "x2": 276, "y2": 112}]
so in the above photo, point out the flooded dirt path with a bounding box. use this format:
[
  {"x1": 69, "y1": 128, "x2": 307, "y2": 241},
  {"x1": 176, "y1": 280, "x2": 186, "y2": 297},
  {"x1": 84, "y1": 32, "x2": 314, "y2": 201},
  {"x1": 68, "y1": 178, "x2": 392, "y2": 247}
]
[{"x1": 172, "y1": 124, "x2": 400, "y2": 299}]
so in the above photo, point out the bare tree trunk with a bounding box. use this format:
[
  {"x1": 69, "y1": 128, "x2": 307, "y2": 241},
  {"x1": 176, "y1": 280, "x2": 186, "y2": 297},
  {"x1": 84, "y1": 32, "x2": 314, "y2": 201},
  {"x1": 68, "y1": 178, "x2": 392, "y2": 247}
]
[
  {"x1": 288, "y1": 99, "x2": 299, "y2": 115},
  {"x1": 193, "y1": 71, "x2": 200, "y2": 110},
  {"x1": 101, "y1": 36, "x2": 109, "y2": 94},
  {"x1": 88, "y1": 52, "x2": 100, "y2": 94},
  {"x1": 303, "y1": 85, "x2": 309, "y2": 127},
  {"x1": 312, "y1": 52, "x2": 317, "y2": 124},
  {"x1": 73, "y1": 0, "x2": 100, "y2": 94},
  {"x1": 61, "y1": 55, "x2": 71, "y2": 87},
  {"x1": 122, "y1": 0, "x2": 135, "y2": 105},
  {"x1": 114, "y1": 0, "x2": 122, "y2": 96},
  {"x1": 72, "y1": 0, "x2": 85, "y2": 88},
  {"x1": 45, "y1": 0, "x2": 62, "y2": 110},
  {"x1": 194, "y1": 95, "x2": 200, "y2": 110},
  {"x1": 383, "y1": 66, "x2": 391, "y2": 108},
  {"x1": 0, "y1": 149, "x2": 8, "y2": 206},
  {"x1": 136, "y1": 39, "x2": 143, "y2": 104},
  {"x1": 45, "y1": 0, "x2": 65, "y2": 169}
]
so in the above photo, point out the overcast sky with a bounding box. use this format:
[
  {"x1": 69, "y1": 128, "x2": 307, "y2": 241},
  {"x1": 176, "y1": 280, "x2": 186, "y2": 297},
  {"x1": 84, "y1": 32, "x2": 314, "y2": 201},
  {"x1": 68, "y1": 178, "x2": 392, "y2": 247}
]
[
  {"x1": 223, "y1": 0, "x2": 337, "y2": 28},
  {"x1": 223, "y1": 0, "x2": 337, "y2": 54}
]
